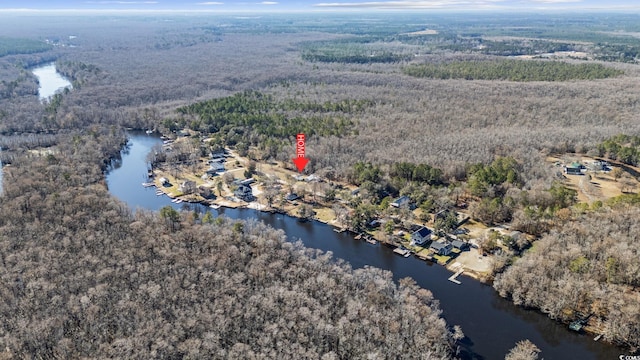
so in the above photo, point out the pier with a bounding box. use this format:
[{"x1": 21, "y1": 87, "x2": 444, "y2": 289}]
[{"x1": 448, "y1": 268, "x2": 464, "y2": 284}]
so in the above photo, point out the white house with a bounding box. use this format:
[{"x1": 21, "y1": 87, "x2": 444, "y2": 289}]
[{"x1": 410, "y1": 227, "x2": 432, "y2": 246}]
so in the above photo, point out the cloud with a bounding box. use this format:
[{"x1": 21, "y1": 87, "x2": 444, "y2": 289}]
[
  {"x1": 196, "y1": 1, "x2": 224, "y2": 4},
  {"x1": 313, "y1": 0, "x2": 504, "y2": 9},
  {"x1": 259, "y1": 1, "x2": 278, "y2": 4},
  {"x1": 85, "y1": 1, "x2": 159, "y2": 3},
  {"x1": 529, "y1": 0, "x2": 582, "y2": 3}
]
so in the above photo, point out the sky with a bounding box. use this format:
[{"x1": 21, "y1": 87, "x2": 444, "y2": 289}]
[{"x1": 0, "y1": 0, "x2": 639, "y2": 12}]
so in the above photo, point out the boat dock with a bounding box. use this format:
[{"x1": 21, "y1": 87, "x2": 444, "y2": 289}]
[
  {"x1": 365, "y1": 237, "x2": 378, "y2": 245},
  {"x1": 393, "y1": 247, "x2": 410, "y2": 257},
  {"x1": 448, "y1": 268, "x2": 464, "y2": 284}
]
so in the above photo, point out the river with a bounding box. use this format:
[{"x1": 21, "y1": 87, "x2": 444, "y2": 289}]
[
  {"x1": 106, "y1": 131, "x2": 624, "y2": 360},
  {"x1": 32, "y1": 62, "x2": 72, "y2": 100}
]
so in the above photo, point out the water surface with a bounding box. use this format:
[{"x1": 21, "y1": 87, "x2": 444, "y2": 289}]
[{"x1": 32, "y1": 63, "x2": 72, "y2": 100}]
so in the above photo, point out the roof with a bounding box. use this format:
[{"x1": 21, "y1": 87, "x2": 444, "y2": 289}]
[
  {"x1": 240, "y1": 178, "x2": 255, "y2": 185},
  {"x1": 430, "y1": 242, "x2": 452, "y2": 251},
  {"x1": 567, "y1": 161, "x2": 581, "y2": 169},
  {"x1": 451, "y1": 240, "x2": 467, "y2": 248},
  {"x1": 412, "y1": 227, "x2": 432, "y2": 238},
  {"x1": 391, "y1": 196, "x2": 411, "y2": 206},
  {"x1": 285, "y1": 193, "x2": 299, "y2": 201}
]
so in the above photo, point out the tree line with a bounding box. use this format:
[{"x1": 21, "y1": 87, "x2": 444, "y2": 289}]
[
  {"x1": 403, "y1": 60, "x2": 623, "y2": 82},
  {"x1": 0, "y1": 37, "x2": 52, "y2": 58},
  {"x1": 596, "y1": 134, "x2": 640, "y2": 166}
]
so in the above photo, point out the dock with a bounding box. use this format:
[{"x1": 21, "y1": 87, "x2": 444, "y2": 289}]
[
  {"x1": 142, "y1": 182, "x2": 155, "y2": 188},
  {"x1": 448, "y1": 268, "x2": 464, "y2": 284},
  {"x1": 393, "y1": 247, "x2": 410, "y2": 257}
]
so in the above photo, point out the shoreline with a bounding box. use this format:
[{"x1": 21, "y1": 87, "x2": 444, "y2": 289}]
[{"x1": 148, "y1": 176, "x2": 493, "y2": 284}]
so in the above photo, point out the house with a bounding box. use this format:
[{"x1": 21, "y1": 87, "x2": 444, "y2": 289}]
[
  {"x1": 159, "y1": 177, "x2": 169, "y2": 186},
  {"x1": 434, "y1": 209, "x2": 455, "y2": 222},
  {"x1": 179, "y1": 180, "x2": 196, "y2": 194},
  {"x1": 451, "y1": 240, "x2": 470, "y2": 251},
  {"x1": 234, "y1": 184, "x2": 254, "y2": 201},
  {"x1": 430, "y1": 242, "x2": 453, "y2": 256},
  {"x1": 509, "y1": 231, "x2": 523, "y2": 241},
  {"x1": 210, "y1": 149, "x2": 226, "y2": 159},
  {"x1": 390, "y1": 195, "x2": 411, "y2": 209},
  {"x1": 368, "y1": 219, "x2": 381, "y2": 228},
  {"x1": 285, "y1": 193, "x2": 300, "y2": 201},
  {"x1": 565, "y1": 162, "x2": 583, "y2": 175},
  {"x1": 206, "y1": 162, "x2": 225, "y2": 175},
  {"x1": 410, "y1": 227, "x2": 432, "y2": 246},
  {"x1": 240, "y1": 178, "x2": 255, "y2": 186}
]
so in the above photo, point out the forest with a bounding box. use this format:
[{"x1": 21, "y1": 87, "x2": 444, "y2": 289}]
[
  {"x1": 0, "y1": 37, "x2": 52, "y2": 57},
  {"x1": 402, "y1": 60, "x2": 623, "y2": 82},
  {"x1": 0, "y1": 129, "x2": 457, "y2": 358},
  {"x1": 1, "y1": 10, "x2": 640, "y2": 358}
]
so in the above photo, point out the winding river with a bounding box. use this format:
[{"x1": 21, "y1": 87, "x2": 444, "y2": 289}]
[
  {"x1": 32, "y1": 62, "x2": 72, "y2": 100},
  {"x1": 106, "y1": 131, "x2": 624, "y2": 360}
]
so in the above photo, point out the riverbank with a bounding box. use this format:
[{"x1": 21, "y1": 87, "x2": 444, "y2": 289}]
[{"x1": 145, "y1": 135, "x2": 495, "y2": 282}]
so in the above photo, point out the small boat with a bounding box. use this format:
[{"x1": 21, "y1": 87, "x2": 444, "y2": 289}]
[
  {"x1": 393, "y1": 247, "x2": 410, "y2": 257},
  {"x1": 175, "y1": 199, "x2": 183, "y2": 204},
  {"x1": 594, "y1": 334, "x2": 602, "y2": 341},
  {"x1": 145, "y1": 129, "x2": 153, "y2": 134},
  {"x1": 365, "y1": 237, "x2": 378, "y2": 245},
  {"x1": 210, "y1": 204, "x2": 221, "y2": 209},
  {"x1": 171, "y1": 198, "x2": 178, "y2": 203}
]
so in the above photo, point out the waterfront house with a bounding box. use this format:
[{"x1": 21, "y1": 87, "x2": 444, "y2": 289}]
[
  {"x1": 410, "y1": 227, "x2": 432, "y2": 246},
  {"x1": 390, "y1": 195, "x2": 411, "y2": 209},
  {"x1": 430, "y1": 242, "x2": 453, "y2": 256},
  {"x1": 234, "y1": 184, "x2": 254, "y2": 202},
  {"x1": 159, "y1": 177, "x2": 169, "y2": 186},
  {"x1": 451, "y1": 240, "x2": 469, "y2": 251},
  {"x1": 368, "y1": 219, "x2": 381, "y2": 228}
]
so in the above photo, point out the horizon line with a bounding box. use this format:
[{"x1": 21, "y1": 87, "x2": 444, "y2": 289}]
[{"x1": 1, "y1": 7, "x2": 640, "y2": 14}]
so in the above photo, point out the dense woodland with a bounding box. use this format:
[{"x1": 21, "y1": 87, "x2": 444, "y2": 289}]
[
  {"x1": 494, "y1": 207, "x2": 640, "y2": 349},
  {"x1": 1, "y1": 11, "x2": 640, "y2": 357},
  {"x1": 403, "y1": 60, "x2": 623, "y2": 82}
]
